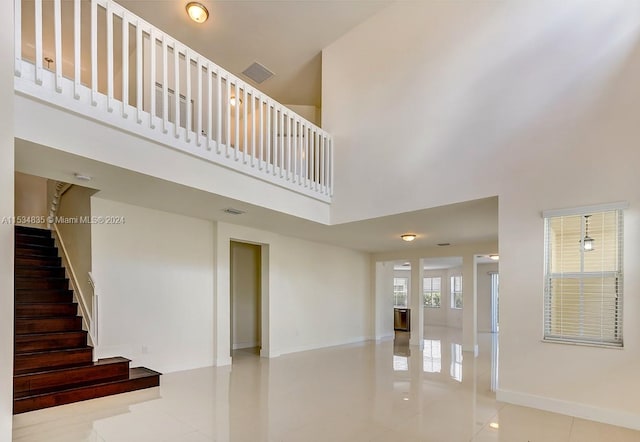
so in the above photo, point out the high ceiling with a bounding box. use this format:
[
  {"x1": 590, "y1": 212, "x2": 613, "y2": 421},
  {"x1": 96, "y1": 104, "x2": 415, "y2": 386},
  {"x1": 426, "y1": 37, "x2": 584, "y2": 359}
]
[{"x1": 116, "y1": 0, "x2": 391, "y2": 107}]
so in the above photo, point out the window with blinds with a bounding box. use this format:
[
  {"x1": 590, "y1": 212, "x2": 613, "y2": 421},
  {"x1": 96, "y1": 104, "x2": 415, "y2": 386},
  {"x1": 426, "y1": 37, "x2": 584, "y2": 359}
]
[
  {"x1": 393, "y1": 277, "x2": 408, "y2": 308},
  {"x1": 451, "y1": 275, "x2": 463, "y2": 309},
  {"x1": 543, "y1": 208, "x2": 624, "y2": 347},
  {"x1": 423, "y1": 277, "x2": 442, "y2": 308}
]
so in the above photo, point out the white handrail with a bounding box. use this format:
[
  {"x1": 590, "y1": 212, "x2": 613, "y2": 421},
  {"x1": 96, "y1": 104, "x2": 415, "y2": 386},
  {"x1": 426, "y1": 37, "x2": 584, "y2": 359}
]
[
  {"x1": 88, "y1": 272, "x2": 99, "y2": 348},
  {"x1": 14, "y1": 0, "x2": 333, "y2": 201},
  {"x1": 52, "y1": 224, "x2": 97, "y2": 349}
]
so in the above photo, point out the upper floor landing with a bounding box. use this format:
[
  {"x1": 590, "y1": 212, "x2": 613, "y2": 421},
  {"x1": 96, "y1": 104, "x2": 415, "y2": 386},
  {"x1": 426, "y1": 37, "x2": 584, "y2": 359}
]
[{"x1": 13, "y1": 0, "x2": 333, "y2": 223}]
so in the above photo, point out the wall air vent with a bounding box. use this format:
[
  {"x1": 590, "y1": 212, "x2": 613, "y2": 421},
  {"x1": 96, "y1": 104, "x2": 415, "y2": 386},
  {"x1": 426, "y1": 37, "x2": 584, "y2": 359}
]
[
  {"x1": 241, "y1": 62, "x2": 275, "y2": 84},
  {"x1": 223, "y1": 207, "x2": 245, "y2": 215}
]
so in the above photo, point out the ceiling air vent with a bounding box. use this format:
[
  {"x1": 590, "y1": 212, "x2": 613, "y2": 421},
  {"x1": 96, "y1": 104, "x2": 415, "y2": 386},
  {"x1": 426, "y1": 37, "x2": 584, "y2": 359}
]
[
  {"x1": 242, "y1": 62, "x2": 274, "y2": 84},
  {"x1": 223, "y1": 207, "x2": 245, "y2": 215},
  {"x1": 437, "y1": 243, "x2": 451, "y2": 247}
]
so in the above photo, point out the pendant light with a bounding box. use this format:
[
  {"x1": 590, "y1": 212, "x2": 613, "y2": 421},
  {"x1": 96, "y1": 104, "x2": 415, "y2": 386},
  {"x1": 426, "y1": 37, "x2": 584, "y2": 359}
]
[{"x1": 582, "y1": 215, "x2": 595, "y2": 252}]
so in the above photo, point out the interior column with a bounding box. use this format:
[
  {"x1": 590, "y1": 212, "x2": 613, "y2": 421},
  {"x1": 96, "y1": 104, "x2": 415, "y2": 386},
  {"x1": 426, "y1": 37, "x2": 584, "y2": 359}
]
[
  {"x1": 462, "y1": 254, "x2": 478, "y2": 354},
  {"x1": 409, "y1": 258, "x2": 424, "y2": 347}
]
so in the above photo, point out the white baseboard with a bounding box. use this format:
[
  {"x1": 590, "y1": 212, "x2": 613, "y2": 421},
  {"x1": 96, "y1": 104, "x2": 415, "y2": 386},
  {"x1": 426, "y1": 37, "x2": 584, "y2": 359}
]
[
  {"x1": 232, "y1": 341, "x2": 259, "y2": 350},
  {"x1": 496, "y1": 388, "x2": 640, "y2": 431},
  {"x1": 375, "y1": 334, "x2": 394, "y2": 342}
]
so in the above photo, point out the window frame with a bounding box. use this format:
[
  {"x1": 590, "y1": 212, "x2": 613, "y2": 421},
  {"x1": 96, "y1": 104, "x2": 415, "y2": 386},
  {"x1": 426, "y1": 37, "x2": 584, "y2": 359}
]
[
  {"x1": 542, "y1": 203, "x2": 626, "y2": 348},
  {"x1": 450, "y1": 275, "x2": 463, "y2": 310}
]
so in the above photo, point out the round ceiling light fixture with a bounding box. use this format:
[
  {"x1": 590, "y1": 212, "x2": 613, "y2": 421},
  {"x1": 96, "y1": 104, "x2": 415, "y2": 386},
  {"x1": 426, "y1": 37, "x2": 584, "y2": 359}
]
[
  {"x1": 401, "y1": 234, "x2": 417, "y2": 242},
  {"x1": 186, "y1": 2, "x2": 209, "y2": 24}
]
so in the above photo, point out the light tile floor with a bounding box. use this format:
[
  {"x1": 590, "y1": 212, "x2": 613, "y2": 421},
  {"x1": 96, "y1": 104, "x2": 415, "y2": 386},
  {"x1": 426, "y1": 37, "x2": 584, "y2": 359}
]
[{"x1": 12, "y1": 327, "x2": 640, "y2": 441}]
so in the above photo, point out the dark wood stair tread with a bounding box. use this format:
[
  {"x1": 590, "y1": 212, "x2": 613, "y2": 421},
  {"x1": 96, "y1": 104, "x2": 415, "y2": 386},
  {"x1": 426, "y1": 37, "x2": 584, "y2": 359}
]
[
  {"x1": 14, "y1": 347, "x2": 94, "y2": 375},
  {"x1": 15, "y1": 316, "x2": 83, "y2": 334},
  {"x1": 15, "y1": 303, "x2": 78, "y2": 317},
  {"x1": 14, "y1": 357, "x2": 132, "y2": 398},
  {"x1": 15, "y1": 330, "x2": 88, "y2": 353},
  {"x1": 13, "y1": 367, "x2": 161, "y2": 414}
]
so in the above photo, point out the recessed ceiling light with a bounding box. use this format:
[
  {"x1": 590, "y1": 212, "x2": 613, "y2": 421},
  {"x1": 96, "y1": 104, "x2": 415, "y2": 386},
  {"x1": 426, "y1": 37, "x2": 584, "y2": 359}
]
[
  {"x1": 73, "y1": 173, "x2": 92, "y2": 181},
  {"x1": 489, "y1": 422, "x2": 500, "y2": 430},
  {"x1": 186, "y1": 2, "x2": 209, "y2": 24},
  {"x1": 401, "y1": 234, "x2": 416, "y2": 242},
  {"x1": 489, "y1": 254, "x2": 499, "y2": 261}
]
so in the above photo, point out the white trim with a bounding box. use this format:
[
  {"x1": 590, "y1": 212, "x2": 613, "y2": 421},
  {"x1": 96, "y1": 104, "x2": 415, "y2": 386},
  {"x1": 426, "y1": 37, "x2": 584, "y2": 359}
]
[
  {"x1": 496, "y1": 388, "x2": 640, "y2": 431},
  {"x1": 542, "y1": 201, "x2": 629, "y2": 218}
]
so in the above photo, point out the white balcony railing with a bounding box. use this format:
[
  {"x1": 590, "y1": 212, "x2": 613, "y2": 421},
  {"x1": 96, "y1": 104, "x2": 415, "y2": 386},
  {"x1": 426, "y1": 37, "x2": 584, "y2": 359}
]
[{"x1": 14, "y1": 0, "x2": 333, "y2": 201}]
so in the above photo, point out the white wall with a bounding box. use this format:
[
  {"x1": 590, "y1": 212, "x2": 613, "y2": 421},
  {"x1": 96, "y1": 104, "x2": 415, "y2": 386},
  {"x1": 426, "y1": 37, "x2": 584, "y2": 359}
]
[
  {"x1": 231, "y1": 241, "x2": 261, "y2": 350},
  {"x1": 0, "y1": 0, "x2": 14, "y2": 438},
  {"x1": 215, "y1": 222, "x2": 371, "y2": 364},
  {"x1": 324, "y1": 0, "x2": 640, "y2": 428},
  {"x1": 14, "y1": 172, "x2": 47, "y2": 227},
  {"x1": 477, "y1": 263, "x2": 498, "y2": 333},
  {"x1": 91, "y1": 198, "x2": 215, "y2": 373}
]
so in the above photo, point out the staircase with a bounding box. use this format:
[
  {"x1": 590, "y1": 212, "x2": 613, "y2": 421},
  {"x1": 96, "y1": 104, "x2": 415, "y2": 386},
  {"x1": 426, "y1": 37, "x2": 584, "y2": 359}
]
[{"x1": 13, "y1": 225, "x2": 160, "y2": 414}]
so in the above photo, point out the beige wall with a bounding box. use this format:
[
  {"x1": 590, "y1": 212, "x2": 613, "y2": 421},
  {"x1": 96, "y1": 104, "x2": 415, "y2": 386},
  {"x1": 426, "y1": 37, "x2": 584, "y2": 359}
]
[
  {"x1": 324, "y1": 0, "x2": 640, "y2": 428},
  {"x1": 15, "y1": 172, "x2": 48, "y2": 227},
  {"x1": 57, "y1": 185, "x2": 98, "y2": 315},
  {"x1": 215, "y1": 222, "x2": 371, "y2": 365},
  {"x1": 231, "y1": 241, "x2": 261, "y2": 350}
]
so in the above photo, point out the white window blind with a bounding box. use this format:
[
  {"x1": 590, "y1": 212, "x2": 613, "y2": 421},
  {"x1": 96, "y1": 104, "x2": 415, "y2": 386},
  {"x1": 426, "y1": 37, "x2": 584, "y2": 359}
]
[
  {"x1": 393, "y1": 277, "x2": 408, "y2": 308},
  {"x1": 423, "y1": 277, "x2": 441, "y2": 308},
  {"x1": 543, "y1": 208, "x2": 624, "y2": 347}
]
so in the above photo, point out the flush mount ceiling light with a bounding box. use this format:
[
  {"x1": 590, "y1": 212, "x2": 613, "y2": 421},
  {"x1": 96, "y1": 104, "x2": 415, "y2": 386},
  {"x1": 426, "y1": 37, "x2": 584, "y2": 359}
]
[
  {"x1": 581, "y1": 214, "x2": 595, "y2": 251},
  {"x1": 489, "y1": 254, "x2": 499, "y2": 261},
  {"x1": 401, "y1": 234, "x2": 416, "y2": 242},
  {"x1": 186, "y1": 2, "x2": 209, "y2": 24}
]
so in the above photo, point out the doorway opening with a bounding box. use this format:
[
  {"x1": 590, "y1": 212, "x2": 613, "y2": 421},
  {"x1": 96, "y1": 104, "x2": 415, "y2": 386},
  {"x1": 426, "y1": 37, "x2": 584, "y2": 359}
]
[{"x1": 230, "y1": 241, "x2": 262, "y2": 361}]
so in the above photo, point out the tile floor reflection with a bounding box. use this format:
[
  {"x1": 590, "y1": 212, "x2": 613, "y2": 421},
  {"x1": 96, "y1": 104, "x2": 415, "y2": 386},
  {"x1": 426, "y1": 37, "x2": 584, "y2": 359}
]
[{"x1": 12, "y1": 326, "x2": 640, "y2": 441}]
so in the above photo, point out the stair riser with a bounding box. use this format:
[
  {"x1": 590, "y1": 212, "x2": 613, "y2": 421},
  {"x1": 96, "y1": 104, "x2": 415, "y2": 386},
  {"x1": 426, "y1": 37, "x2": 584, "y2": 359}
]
[
  {"x1": 15, "y1": 227, "x2": 52, "y2": 238},
  {"x1": 15, "y1": 267, "x2": 65, "y2": 278},
  {"x1": 15, "y1": 317, "x2": 83, "y2": 335},
  {"x1": 14, "y1": 362, "x2": 130, "y2": 395},
  {"x1": 15, "y1": 256, "x2": 61, "y2": 267},
  {"x1": 15, "y1": 332, "x2": 87, "y2": 353},
  {"x1": 15, "y1": 291, "x2": 73, "y2": 303},
  {"x1": 15, "y1": 279, "x2": 69, "y2": 290},
  {"x1": 13, "y1": 375, "x2": 160, "y2": 414},
  {"x1": 15, "y1": 235, "x2": 54, "y2": 247},
  {"x1": 15, "y1": 304, "x2": 78, "y2": 318},
  {"x1": 15, "y1": 245, "x2": 58, "y2": 257},
  {"x1": 14, "y1": 349, "x2": 93, "y2": 375}
]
